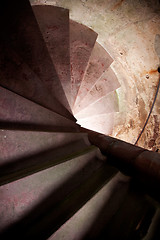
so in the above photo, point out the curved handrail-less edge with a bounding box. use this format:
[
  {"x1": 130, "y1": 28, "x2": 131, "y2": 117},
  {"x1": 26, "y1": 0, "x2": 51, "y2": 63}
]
[{"x1": 81, "y1": 128, "x2": 160, "y2": 203}]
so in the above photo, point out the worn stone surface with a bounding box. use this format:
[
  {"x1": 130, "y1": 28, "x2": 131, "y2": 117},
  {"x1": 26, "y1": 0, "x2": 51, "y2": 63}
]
[
  {"x1": 77, "y1": 113, "x2": 114, "y2": 135},
  {"x1": 73, "y1": 41, "x2": 113, "y2": 111},
  {"x1": 69, "y1": 20, "x2": 97, "y2": 106},
  {"x1": 0, "y1": 86, "x2": 79, "y2": 132},
  {"x1": 0, "y1": 47, "x2": 74, "y2": 120},
  {"x1": 1, "y1": 0, "x2": 73, "y2": 116},
  {"x1": 0, "y1": 149, "x2": 100, "y2": 232},
  {"x1": 49, "y1": 173, "x2": 129, "y2": 240},
  {"x1": 74, "y1": 65, "x2": 120, "y2": 114},
  {"x1": 74, "y1": 91, "x2": 119, "y2": 119},
  {"x1": 32, "y1": 5, "x2": 72, "y2": 108}
]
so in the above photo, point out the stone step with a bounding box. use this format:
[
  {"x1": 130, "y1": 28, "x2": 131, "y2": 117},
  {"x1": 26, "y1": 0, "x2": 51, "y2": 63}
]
[
  {"x1": 74, "y1": 42, "x2": 113, "y2": 110},
  {"x1": 0, "y1": 86, "x2": 80, "y2": 132},
  {"x1": 75, "y1": 91, "x2": 119, "y2": 119},
  {"x1": 0, "y1": 0, "x2": 73, "y2": 120},
  {"x1": 77, "y1": 113, "x2": 114, "y2": 135},
  {"x1": 32, "y1": 5, "x2": 72, "y2": 110},
  {"x1": 0, "y1": 47, "x2": 74, "y2": 121},
  {"x1": 74, "y1": 65, "x2": 120, "y2": 114},
  {"x1": 100, "y1": 184, "x2": 155, "y2": 240},
  {"x1": 0, "y1": 148, "x2": 108, "y2": 238},
  {"x1": 49, "y1": 173, "x2": 129, "y2": 240},
  {"x1": 0, "y1": 131, "x2": 91, "y2": 185},
  {"x1": 70, "y1": 20, "x2": 98, "y2": 106},
  {"x1": 0, "y1": 161, "x2": 117, "y2": 239}
]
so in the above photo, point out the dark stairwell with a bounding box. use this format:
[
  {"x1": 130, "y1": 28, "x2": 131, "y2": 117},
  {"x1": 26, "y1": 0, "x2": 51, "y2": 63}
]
[{"x1": 0, "y1": 0, "x2": 160, "y2": 239}]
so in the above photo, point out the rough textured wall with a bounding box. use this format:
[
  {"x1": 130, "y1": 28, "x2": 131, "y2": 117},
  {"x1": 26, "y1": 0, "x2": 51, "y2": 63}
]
[{"x1": 30, "y1": 0, "x2": 160, "y2": 150}]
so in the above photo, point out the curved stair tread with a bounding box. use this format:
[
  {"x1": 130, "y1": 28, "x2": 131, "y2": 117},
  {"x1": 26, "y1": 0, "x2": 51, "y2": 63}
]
[
  {"x1": 0, "y1": 86, "x2": 79, "y2": 132},
  {"x1": 75, "y1": 91, "x2": 119, "y2": 119},
  {"x1": 77, "y1": 113, "x2": 114, "y2": 135},
  {"x1": 0, "y1": 130, "x2": 92, "y2": 185},
  {"x1": 0, "y1": 148, "x2": 103, "y2": 235},
  {"x1": 74, "y1": 65, "x2": 121, "y2": 114},
  {"x1": 100, "y1": 186, "x2": 155, "y2": 240},
  {"x1": 49, "y1": 173, "x2": 130, "y2": 240},
  {"x1": 32, "y1": 5, "x2": 72, "y2": 108},
  {"x1": 0, "y1": 0, "x2": 71, "y2": 114},
  {"x1": 74, "y1": 42, "x2": 113, "y2": 109},
  {"x1": 0, "y1": 162, "x2": 117, "y2": 239},
  {"x1": 142, "y1": 209, "x2": 160, "y2": 240},
  {"x1": 0, "y1": 46, "x2": 74, "y2": 121},
  {"x1": 70, "y1": 20, "x2": 98, "y2": 106}
]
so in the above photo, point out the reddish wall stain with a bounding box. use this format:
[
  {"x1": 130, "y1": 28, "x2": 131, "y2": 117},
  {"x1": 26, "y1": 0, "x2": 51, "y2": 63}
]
[
  {"x1": 140, "y1": 69, "x2": 158, "y2": 77},
  {"x1": 111, "y1": 0, "x2": 125, "y2": 11},
  {"x1": 148, "y1": 69, "x2": 158, "y2": 74},
  {"x1": 147, "y1": 115, "x2": 159, "y2": 150}
]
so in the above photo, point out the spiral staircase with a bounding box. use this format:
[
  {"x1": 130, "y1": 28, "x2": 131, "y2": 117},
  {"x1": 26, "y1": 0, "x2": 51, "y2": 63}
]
[{"x1": 0, "y1": 1, "x2": 159, "y2": 239}]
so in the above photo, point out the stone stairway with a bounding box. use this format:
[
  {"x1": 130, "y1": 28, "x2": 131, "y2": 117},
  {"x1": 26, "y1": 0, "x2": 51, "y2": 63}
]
[{"x1": 0, "y1": 1, "x2": 157, "y2": 239}]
